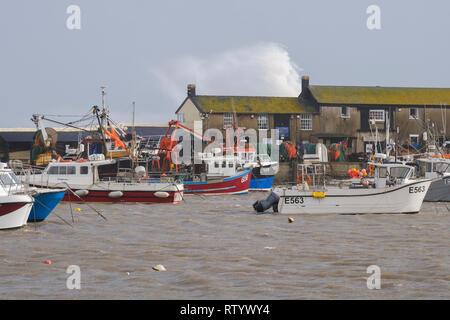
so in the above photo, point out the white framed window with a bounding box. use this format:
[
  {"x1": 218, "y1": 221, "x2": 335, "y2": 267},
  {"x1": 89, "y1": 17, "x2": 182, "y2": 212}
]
[
  {"x1": 177, "y1": 113, "x2": 185, "y2": 123},
  {"x1": 369, "y1": 109, "x2": 385, "y2": 122},
  {"x1": 257, "y1": 114, "x2": 269, "y2": 130},
  {"x1": 300, "y1": 114, "x2": 313, "y2": 131},
  {"x1": 409, "y1": 108, "x2": 419, "y2": 120},
  {"x1": 223, "y1": 113, "x2": 234, "y2": 128},
  {"x1": 341, "y1": 106, "x2": 350, "y2": 119},
  {"x1": 410, "y1": 134, "x2": 419, "y2": 145}
]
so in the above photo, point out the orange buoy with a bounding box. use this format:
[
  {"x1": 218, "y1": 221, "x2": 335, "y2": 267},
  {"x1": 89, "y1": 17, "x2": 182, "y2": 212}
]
[
  {"x1": 297, "y1": 174, "x2": 311, "y2": 185},
  {"x1": 44, "y1": 260, "x2": 52, "y2": 265}
]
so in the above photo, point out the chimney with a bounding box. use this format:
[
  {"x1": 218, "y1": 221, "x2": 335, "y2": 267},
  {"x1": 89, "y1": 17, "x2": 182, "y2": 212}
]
[
  {"x1": 187, "y1": 84, "x2": 196, "y2": 97},
  {"x1": 301, "y1": 76, "x2": 309, "y2": 92}
]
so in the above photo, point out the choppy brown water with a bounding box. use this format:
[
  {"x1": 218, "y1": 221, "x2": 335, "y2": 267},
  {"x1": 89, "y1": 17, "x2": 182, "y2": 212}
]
[{"x1": 0, "y1": 192, "x2": 449, "y2": 299}]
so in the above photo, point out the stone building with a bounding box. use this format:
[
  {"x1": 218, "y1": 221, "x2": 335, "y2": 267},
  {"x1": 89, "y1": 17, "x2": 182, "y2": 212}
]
[{"x1": 175, "y1": 77, "x2": 450, "y2": 157}]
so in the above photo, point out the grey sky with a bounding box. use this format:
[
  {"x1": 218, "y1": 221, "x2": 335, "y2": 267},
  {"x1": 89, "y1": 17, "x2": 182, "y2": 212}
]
[{"x1": 0, "y1": 0, "x2": 449, "y2": 127}]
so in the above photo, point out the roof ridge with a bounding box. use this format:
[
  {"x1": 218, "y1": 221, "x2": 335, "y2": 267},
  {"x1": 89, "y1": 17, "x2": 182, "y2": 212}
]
[
  {"x1": 311, "y1": 85, "x2": 450, "y2": 90},
  {"x1": 194, "y1": 95, "x2": 299, "y2": 99}
]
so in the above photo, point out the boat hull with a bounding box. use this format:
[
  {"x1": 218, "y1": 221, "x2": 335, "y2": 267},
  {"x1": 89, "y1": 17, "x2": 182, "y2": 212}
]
[
  {"x1": 275, "y1": 179, "x2": 432, "y2": 214},
  {"x1": 184, "y1": 169, "x2": 251, "y2": 195},
  {"x1": 62, "y1": 189, "x2": 183, "y2": 203},
  {"x1": 424, "y1": 177, "x2": 450, "y2": 202},
  {"x1": 28, "y1": 182, "x2": 184, "y2": 204},
  {"x1": 0, "y1": 195, "x2": 33, "y2": 229},
  {"x1": 249, "y1": 175, "x2": 274, "y2": 191},
  {"x1": 28, "y1": 189, "x2": 66, "y2": 222}
]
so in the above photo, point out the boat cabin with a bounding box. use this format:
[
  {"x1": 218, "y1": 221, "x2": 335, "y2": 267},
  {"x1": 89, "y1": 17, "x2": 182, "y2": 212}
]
[
  {"x1": 202, "y1": 155, "x2": 240, "y2": 177},
  {"x1": 416, "y1": 159, "x2": 450, "y2": 179},
  {"x1": 373, "y1": 163, "x2": 415, "y2": 188},
  {"x1": 0, "y1": 162, "x2": 24, "y2": 194},
  {"x1": 27, "y1": 156, "x2": 116, "y2": 187}
]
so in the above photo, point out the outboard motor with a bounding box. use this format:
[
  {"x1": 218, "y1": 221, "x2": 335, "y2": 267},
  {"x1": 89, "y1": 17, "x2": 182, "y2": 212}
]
[{"x1": 253, "y1": 191, "x2": 280, "y2": 213}]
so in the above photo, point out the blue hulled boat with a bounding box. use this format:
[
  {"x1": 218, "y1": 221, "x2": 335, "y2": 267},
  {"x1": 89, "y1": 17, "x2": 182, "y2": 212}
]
[
  {"x1": 28, "y1": 188, "x2": 66, "y2": 222},
  {"x1": 249, "y1": 175, "x2": 275, "y2": 191}
]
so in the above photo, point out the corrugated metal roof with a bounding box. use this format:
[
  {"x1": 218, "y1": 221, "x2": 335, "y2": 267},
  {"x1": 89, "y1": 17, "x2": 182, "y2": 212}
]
[
  {"x1": 0, "y1": 126, "x2": 169, "y2": 143},
  {"x1": 191, "y1": 96, "x2": 316, "y2": 114},
  {"x1": 309, "y1": 85, "x2": 450, "y2": 106}
]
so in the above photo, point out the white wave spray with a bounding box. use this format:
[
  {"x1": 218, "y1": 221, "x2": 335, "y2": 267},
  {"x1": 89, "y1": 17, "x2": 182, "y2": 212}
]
[{"x1": 151, "y1": 42, "x2": 303, "y2": 102}]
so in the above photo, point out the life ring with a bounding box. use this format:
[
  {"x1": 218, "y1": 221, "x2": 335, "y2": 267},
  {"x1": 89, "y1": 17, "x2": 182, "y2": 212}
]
[
  {"x1": 76, "y1": 159, "x2": 88, "y2": 163},
  {"x1": 297, "y1": 174, "x2": 311, "y2": 185}
]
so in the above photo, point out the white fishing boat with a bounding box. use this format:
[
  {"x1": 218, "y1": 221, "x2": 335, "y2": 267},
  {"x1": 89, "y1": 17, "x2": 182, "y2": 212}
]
[
  {"x1": 0, "y1": 163, "x2": 34, "y2": 229},
  {"x1": 416, "y1": 158, "x2": 450, "y2": 202},
  {"x1": 21, "y1": 155, "x2": 183, "y2": 204},
  {"x1": 254, "y1": 162, "x2": 432, "y2": 215}
]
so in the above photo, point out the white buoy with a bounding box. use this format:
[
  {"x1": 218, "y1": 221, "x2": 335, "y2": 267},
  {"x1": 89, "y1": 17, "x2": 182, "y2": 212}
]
[
  {"x1": 152, "y1": 264, "x2": 166, "y2": 271},
  {"x1": 75, "y1": 189, "x2": 89, "y2": 197},
  {"x1": 108, "y1": 191, "x2": 123, "y2": 198},
  {"x1": 154, "y1": 191, "x2": 169, "y2": 198},
  {"x1": 135, "y1": 166, "x2": 146, "y2": 177}
]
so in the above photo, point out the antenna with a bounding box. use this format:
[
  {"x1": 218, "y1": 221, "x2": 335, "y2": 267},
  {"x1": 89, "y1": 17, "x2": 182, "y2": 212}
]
[{"x1": 101, "y1": 85, "x2": 107, "y2": 110}]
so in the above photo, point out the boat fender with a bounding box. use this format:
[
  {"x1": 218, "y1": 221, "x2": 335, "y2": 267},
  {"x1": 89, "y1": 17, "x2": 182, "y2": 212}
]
[
  {"x1": 75, "y1": 189, "x2": 89, "y2": 197},
  {"x1": 312, "y1": 191, "x2": 325, "y2": 198},
  {"x1": 154, "y1": 191, "x2": 169, "y2": 198},
  {"x1": 253, "y1": 191, "x2": 280, "y2": 213},
  {"x1": 108, "y1": 191, "x2": 123, "y2": 198}
]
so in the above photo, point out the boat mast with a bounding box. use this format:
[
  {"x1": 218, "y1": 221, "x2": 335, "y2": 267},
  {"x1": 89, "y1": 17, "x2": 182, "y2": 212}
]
[
  {"x1": 93, "y1": 85, "x2": 109, "y2": 156},
  {"x1": 131, "y1": 101, "x2": 137, "y2": 170}
]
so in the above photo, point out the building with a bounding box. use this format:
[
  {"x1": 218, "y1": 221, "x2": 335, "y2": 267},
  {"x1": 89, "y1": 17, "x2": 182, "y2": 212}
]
[
  {"x1": 176, "y1": 78, "x2": 450, "y2": 157},
  {"x1": 175, "y1": 83, "x2": 317, "y2": 144},
  {"x1": 300, "y1": 77, "x2": 450, "y2": 155}
]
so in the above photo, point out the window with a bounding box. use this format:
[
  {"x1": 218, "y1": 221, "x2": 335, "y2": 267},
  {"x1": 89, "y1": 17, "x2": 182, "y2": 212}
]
[
  {"x1": 257, "y1": 114, "x2": 269, "y2": 130},
  {"x1": 300, "y1": 114, "x2": 313, "y2": 131},
  {"x1": 410, "y1": 134, "x2": 419, "y2": 146},
  {"x1": 80, "y1": 166, "x2": 89, "y2": 174},
  {"x1": 223, "y1": 113, "x2": 234, "y2": 128},
  {"x1": 59, "y1": 166, "x2": 67, "y2": 175},
  {"x1": 48, "y1": 166, "x2": 58, "y2": 175},
  {"x1": 390, "y1": 167, "x2": 410, "y2": 179},
  {"x1": 369, "y1": 110, "x2": 385, "y2": 122},
  {"x1": 0, "y1": 173, "x2": 14, "y2": 186},
  {"x1": 341, "y1": 106, "x2": 350, "y2": 119},
  {"x1": 409, "y1": 108, "x2": 419, "y2": 120},
  {"x1": 177, "y1": 113, "x2": 185, "y2": 123},
  {"x1": 378, "y1": 167, "x2": 387, "y2": 178},
  {"x1": 8, "y1": 173, "x2": 20, "y2": 185}
]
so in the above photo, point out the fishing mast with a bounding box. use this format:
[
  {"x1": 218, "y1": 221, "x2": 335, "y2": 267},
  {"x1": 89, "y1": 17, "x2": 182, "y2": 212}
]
[
  {"x1": 93, "y1": 85, "x2": 109, "y2": 156},
  {"x1": 131, "y1": 101, "x2": 137, "y2": 170}
]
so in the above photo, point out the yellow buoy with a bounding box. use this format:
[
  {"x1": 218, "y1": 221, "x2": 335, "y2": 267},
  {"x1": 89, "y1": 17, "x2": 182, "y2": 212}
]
[
  {"x1": 312, "y1": 191, "x2": 325, "y2": 198},
  {"x1": 75, "y1": 208, "x2": 82, "y2": 212}
]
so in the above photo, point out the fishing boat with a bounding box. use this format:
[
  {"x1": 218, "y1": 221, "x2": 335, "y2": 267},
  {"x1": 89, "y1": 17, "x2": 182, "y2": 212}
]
[
  {"x1": 243, "y1": 153, "x2": 278, "y2": 191},
  {"x1": 22, "y1": 155, "x2": 183, "y2": 203},
  {"x1": 183, "y1": 158, "x2": 252, "y2": 195},
  {"x1": 416, "y1": 158, "x2": 450, "y2": 202},
  {"x1": 27, "y1": 188, "x2": 66, "y2": 222},
  {"x1": 254, "y1": 162, "x2": 432, "y2": 215},
  {"x1": 0, "y1": 162, "x2": 34, "y2": 229},
  {"x1": 143, "y1": 120, "x2": 275, "y2": 194}
]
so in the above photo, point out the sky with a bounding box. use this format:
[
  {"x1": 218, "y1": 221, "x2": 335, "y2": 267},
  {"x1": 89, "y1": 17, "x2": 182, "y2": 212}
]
[{"x1": 0, "y1": 0, "x2": 449, "y2": 127}]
